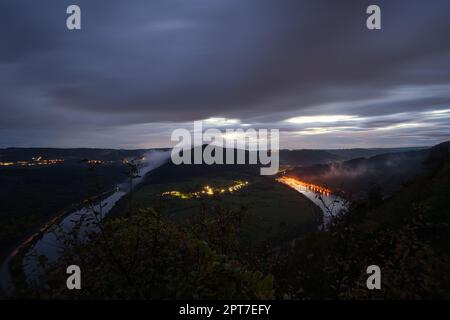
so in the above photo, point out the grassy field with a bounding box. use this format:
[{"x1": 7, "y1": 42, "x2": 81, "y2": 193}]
[{"x1": 128, "y1": 174, "x2": 323, "y2": 251}]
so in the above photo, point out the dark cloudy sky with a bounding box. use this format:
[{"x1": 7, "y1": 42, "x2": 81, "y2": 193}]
[{"x1": 1, "y1": 0, "x2": 450, "y2": 149}]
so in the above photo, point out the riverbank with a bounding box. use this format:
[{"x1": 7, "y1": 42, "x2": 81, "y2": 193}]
[
  {"x1": 1, "y1": 151, "x2": 171, "y2": 295},
  {"x1": 0, "y1": 190, "x2": 115, "y2": 296},
  {"x1": 276, "y1": 176, "x2": 347, "y2": 229}
]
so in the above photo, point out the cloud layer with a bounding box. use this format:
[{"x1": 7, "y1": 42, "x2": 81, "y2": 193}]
[{"x1": 1, "y1": 0, "x2": 450, "y2": 148}]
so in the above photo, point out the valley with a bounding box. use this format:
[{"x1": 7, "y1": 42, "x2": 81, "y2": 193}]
[{"x1": 1, "y1": 142, "x2": 449, "y2": 299}]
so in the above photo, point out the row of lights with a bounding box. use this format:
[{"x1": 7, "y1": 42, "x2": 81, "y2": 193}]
[
  {"x1": 0, "y1": 156, "x2": 65, "y2": 167},
  {"x1": 277, "y1": 176, "x2": 332, "y2": 196},
  {"x1": 162, "y1": 181, "x2": 249, "y2": 199}
]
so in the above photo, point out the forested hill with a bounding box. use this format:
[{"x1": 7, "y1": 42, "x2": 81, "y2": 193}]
[
  {"x1": 288, "y1": 142, "x2": 450, "y2": 197},
  {"x1": 276, "y1": 143, "x2": 450, "y2": 299}
]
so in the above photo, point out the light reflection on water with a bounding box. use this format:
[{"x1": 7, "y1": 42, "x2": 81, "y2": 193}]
[{"x1": 277, "y1": 176, "x2": 347, "y2": 229}]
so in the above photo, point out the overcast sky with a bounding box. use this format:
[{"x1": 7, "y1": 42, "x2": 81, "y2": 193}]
[{"x1": 1, "y1": 0, "x2": 450, "y2": 149}]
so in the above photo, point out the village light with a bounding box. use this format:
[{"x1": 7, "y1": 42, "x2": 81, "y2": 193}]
[{"x1": 162, "y1": 181, "x2": 249, "y2": 199}]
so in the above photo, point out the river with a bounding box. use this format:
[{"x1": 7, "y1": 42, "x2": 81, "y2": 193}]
[
  {"x1": 0, "y1": 150, "x2": 170, "y2": 293},
  {"x1": 276, "y1": 176, "x2": 347, "y2": 229},
  {"x1": 2, "y1": 160, "x2": 344, "y2": 294}
]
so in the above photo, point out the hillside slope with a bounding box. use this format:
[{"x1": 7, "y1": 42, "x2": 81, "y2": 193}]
[{"x1": 275, "y1": 146, "x2": 450, "y2": 299}]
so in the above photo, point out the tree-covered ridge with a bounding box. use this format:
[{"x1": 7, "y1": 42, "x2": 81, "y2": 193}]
[
  {"x1": 14, "y1": 142, "x2": 450, "y2": 299},
  {"x1": 28, "y1": 206, "x2": 274, "y2": 299},
  {"x1": 275, "y1": 156, "x2": 450, "y2": 299}
]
